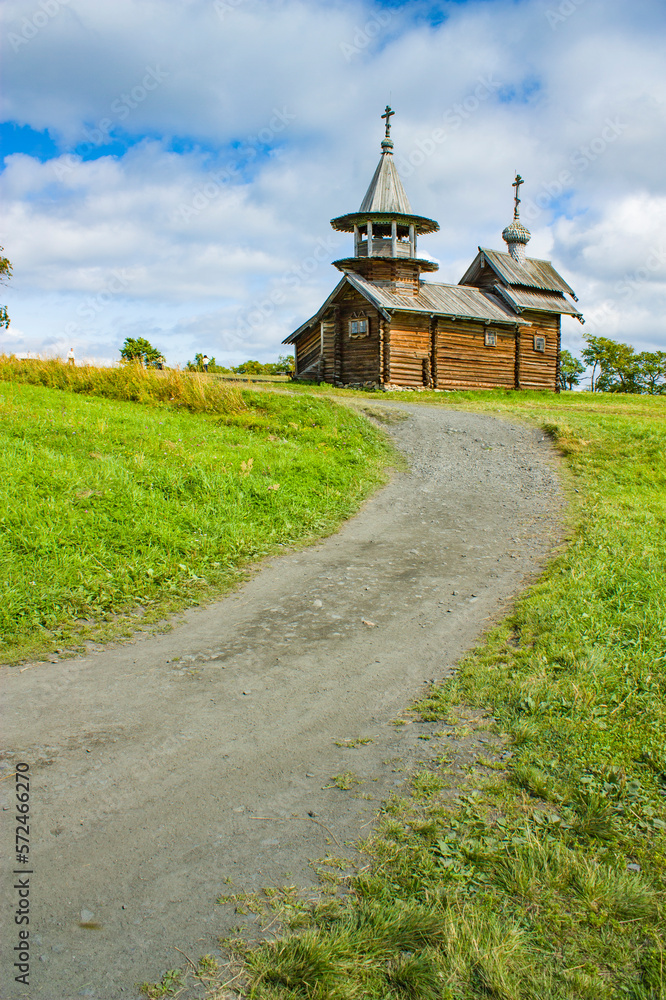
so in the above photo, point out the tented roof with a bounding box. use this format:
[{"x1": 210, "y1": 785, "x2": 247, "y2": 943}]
[{"x1": 358, "y1": 147, "x2": 413, "y2": 214}]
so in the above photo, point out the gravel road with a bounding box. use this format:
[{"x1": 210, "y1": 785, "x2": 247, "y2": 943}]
[{"x1": 0, "y1": 403, "x2": 564, "y2": 999}]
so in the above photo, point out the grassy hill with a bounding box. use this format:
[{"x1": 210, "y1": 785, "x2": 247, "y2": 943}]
[{"x1": 0, "y1": 363, "x2": 392, "y2": 663}]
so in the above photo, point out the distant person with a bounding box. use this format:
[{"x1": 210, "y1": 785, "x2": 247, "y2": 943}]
[
  {"x1": 67, "y1": 348, "x2": 75, "y2": 366},
  {"x1": 202, "y1": 355, "x2": 209, "y2": 373}
]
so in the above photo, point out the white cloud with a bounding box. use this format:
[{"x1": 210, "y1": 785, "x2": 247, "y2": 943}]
[{"x1": 1, "y1": 0, "x2": 665, "y2": 365}]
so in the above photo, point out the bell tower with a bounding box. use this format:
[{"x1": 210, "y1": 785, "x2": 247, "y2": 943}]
[{"x1": 330, "y1": 107, "x2": 439, "y2": 294}]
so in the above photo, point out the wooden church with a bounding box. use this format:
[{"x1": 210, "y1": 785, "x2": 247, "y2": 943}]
[{"x1": 284, "y1": 108, "x2": 583, "y2": 391}]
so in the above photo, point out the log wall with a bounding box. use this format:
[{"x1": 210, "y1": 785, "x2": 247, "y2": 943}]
[
  {"x1": 320, "y1": 319, "x2": 335, "y2": 381},
  {"x1": 516, "y1": 311, "x2": 559, "y2": 390},
  {"x1": 295, "y1": 300, "x2": 558, "y2": 391},
  {"x1": 338, "y1": 293, "x2": 380, "y2": 384},
  {"x1": 295, "y1": 325, "x2": 321, "y2": 380},
  {"x1": 357, "y1": 259, "x2": 420, "y2": 294},
  {"x1": 387, "y1": 313, "x2": 431, "y2": 387},
  {"x1": 436, "y1": 319, "x2": 516, "y2": 390}
]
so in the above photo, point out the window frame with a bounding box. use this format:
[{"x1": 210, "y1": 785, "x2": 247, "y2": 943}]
[
  {"x1": 534, "y1": 335, "x2": 546, "y2": 353},
  {"x1": 484, "y1": 330, "x2": 497, "y2": 347},
  {"x1": 348, "y1": 315, "x2": 369, "y2": 339}
]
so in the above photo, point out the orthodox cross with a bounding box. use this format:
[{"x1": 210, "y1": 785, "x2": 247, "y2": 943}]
[
  {"x1": 381, "y1": 105, "x2": 395, "y2": 138},
  {"x1": 512, "y1": 173, "x2": 524, "y2": 218}
]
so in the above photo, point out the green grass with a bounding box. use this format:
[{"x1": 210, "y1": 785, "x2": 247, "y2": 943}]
[
  {"x1": 139, "y1": 388, "x2": 666, "y2": 999},
  {"x1": 0, "y1": 379, "x2": 393, "y2": 662}
]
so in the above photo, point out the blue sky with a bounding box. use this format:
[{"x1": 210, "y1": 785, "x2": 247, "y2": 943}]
[{"x1": 1, "y1": 0, "x2": 665, "y2": 368}]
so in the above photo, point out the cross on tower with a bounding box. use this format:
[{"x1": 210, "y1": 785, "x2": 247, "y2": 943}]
[
  {"x1": 381, "y1": 105, "x2": 395, "y2": 138},
  {"x1": 512, "y1": 173, "x2": 524, "y2": 218}
]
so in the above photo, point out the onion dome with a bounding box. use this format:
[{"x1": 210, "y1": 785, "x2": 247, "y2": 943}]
[{"x1": 502, "y1": 174, "x2": 531, "y2": 263}]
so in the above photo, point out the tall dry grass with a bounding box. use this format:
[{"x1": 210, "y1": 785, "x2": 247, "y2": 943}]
[{"x1": 0, "y1": 355, "x2": 245, "y2": 414}]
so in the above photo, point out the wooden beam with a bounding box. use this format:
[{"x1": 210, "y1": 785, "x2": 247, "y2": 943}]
[
  {"x1": 378, "y1": 316, "x2": 385, "y2": 385},
  {"x1": 333, "y1": 305, "x2": 341, "y2": 384},
  {"x1": 430, "y1": 315, "x2": 438, "y2": 388},
  {"x1": 514, "y1": 325, "x2": 521, "y2": 390},
  {"x1": 384, "y1": 318, "x2": 391, "y2": 383}
]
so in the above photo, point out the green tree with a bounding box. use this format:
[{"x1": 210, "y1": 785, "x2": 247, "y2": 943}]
[
  {"x1": 232, "y1": 360, "x2": 270, "y2": 374},
  {"x1": 0, "y1": 246, "x2": 12, "y2": 330},
  {"x1": 268, "y1": 354, "x2": 295, "y2": 375},
  {"x1": 186, "y1": 353, "x2": 230, "y2": 373},
  {"x1": 558, "y1": 349, "x2": 585, "y2": 391},
  {"x1": 120, "y1": 337, "x2": 164, "y2": 368},
  {"x1": 581, "y1": 335, "x2": 640, "y2": 393},
  {"x1": 635, "y1": 351, "x2": 666, "y2": 395}
]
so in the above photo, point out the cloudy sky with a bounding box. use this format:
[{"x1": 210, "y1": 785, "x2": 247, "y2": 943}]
[{"x1": 1, "y1": 0, "x2": 665, "y2": 369}]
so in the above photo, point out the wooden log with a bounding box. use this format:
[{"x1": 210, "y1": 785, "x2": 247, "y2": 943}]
[
  {"x1": 430, "y1": 317, "x2": 438, "y2": 388},
  {"x1": 333, "y1": 305, "x2": 341, "y2": 383}
]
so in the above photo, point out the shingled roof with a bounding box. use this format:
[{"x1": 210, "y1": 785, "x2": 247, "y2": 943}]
[
  {"x1": 460, "y1": 247, "x2": 578, "y2": 297},
  {"x1": 282, "y1": 273, "x2": 527, "y2": 344},
  {"x1": 358, "y1": 145, "x2": 413, "y2": 215},
  {"x1": 492, "y1": 284, "x2": 583, "y2": 318}
]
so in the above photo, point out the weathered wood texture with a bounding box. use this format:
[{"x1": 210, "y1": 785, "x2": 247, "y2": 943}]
[
  {"x1": 352, "y1": 258, "x2": 420, "y2": 293},
  {"x1": 387, "y1": 314, "x2": 431, "y2": 387},
  {"x1": 320, "y1": 319, "x2": 335, "y2": 381},
  {"x1": 517, "y1": 311, "x2": 559, "y2": 390},
  {"x1": 338, "y1": 294, "x2": 380, "y2": 384},
  {"x1": 296, "y1": 299, "x2": 558, "y2": 391},
  {"x1": 436, "y1": 320, "x2": 516, "y2": 390},
  {"x1": 295, "y1": 325, "x2": 321, "y2": 380}
]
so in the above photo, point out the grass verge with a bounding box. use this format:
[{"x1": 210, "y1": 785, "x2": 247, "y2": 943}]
[
  {"x1": 0, "y1": 379, "x2": 393, "y2": 663},
  {"x1": 140, "y1": 390, "x2": 666, "y2": 999}
]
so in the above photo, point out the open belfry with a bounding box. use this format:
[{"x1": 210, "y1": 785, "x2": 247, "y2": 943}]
[{"x1": 284, "y1": 107, "x2": 584, "y2": 390}]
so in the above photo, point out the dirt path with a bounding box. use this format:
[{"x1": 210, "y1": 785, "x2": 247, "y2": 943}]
[{"x1": 0, "y1": 403, "x2": 564, "y2": 999}]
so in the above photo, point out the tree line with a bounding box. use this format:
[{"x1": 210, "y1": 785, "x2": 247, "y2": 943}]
[
  {"x1": 559, "y1": 336, "x2": 666, "y2": 394},
  {"x1": 185, "y1": 353, "x2": 294, "y2": 375},
  {"x1": 118, "y1": 339, "x2": 294, "y2": 375}
]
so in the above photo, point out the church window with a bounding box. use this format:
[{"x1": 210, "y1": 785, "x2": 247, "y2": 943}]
[
  {"x1": 534, "y1": 335, "x2": 546, "y2": 353},
  {"x1": 484, "y1": 331, "x2": 496, "y2": 347},
  {"x1": 349, "y1": 316, "x2": 369, "y2": 338}
]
